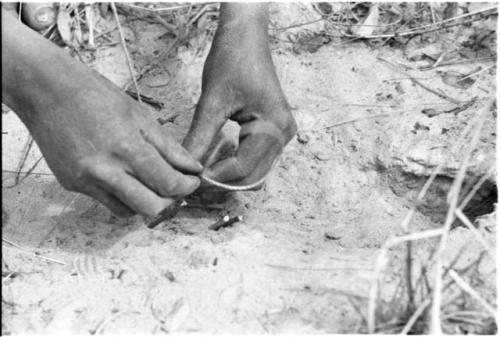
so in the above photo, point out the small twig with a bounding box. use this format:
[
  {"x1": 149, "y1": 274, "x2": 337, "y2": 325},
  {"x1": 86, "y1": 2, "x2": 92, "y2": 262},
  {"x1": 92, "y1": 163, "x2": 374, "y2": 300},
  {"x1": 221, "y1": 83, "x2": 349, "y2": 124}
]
[
  {"x1": 94, "y1": 26, "x2": 117, "y2": 40},
  {"x1": 448, "y1": 269, "x2": 496, "y2": 318},
  {"x1": 157, "y1": 114, "x2": 179, "y2": 126},
  {"x1": 442, "y1": 96, "x2": 477, "y2": 116},
  {"x1": 42, "y1": 23, "x2": 57, "y2": 39},
  {"x1": 146, "y1": 200, "x2": 187, "y2": 229},
  {"x1": 18, "y1": 155, "x2": 44, "y2": 185},
  {"x1": 209, "y1": 215, "x2": 242, "y2": 231},
  {"x1": 125, "y1": 90, "x2": 164, "y2": 110},
  {"x1": 2, "y1": 271, "x2": 19, "y2": 284},
  {"x1": 459, "y1": 65, "x2": 496, "y2": 82},
  {"x1": 378, "y1": 57, "x2": 462, "y2": 104},
  {"x1": 110, "y1": 2, "x2": 141, "y2": 103},
  {"x1": 432, "y1": 51, "x2": 448, "y2": 68},
  {"x1": 11, "y1": 136, "x2": 34, "y2": 187},
  {"x1": 270, "y1": 18, "x2": 324, "y2": 32},
  {"x1": 419, "y1": 57, "x2": 495, "y2": 70},
  {"x1": 152, "y1": 13, "x2": 178, "y2": 33},
  {"x1": 187, "y1": 4, "x2": 212, "y2": 27},
  {"x1": 2, "y1": 238, "x2": 66, "y2": 265},
  {"x1": 184, "y1": 202, "x2": 224, "y2": 211},
  {"x1": 413, "y1": 77, "x2": 461, "y2": 104},
  {"x1": 325, "y1": 114, "x2": 389, "y2": 130},
  {"x1": 2, "y1": 169, "x2": 54, "y2": 176}
]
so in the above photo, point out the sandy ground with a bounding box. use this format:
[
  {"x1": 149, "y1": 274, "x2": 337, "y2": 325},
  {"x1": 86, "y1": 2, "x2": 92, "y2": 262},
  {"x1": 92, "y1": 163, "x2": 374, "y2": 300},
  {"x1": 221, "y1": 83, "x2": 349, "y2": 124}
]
[{"x1": 2, "y1": 4, "x2": 497, "y2": 334}]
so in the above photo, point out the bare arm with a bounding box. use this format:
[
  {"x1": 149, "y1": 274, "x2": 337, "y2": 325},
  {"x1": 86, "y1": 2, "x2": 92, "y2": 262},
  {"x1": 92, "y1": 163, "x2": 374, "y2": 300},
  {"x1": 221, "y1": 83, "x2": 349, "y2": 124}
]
[{"x1": 2, "y1": 9, "x2": 203, "y2": 218}]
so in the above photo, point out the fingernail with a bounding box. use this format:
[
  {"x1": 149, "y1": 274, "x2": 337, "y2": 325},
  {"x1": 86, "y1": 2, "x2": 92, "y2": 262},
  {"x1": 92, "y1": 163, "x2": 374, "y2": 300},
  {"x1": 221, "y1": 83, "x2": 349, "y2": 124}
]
[
  {"x1": 194, "y1": 160, "x2": 204, "y2": 172},
  {"x1": 187, "y1": 175, "x2": 201, "y2": 191}
]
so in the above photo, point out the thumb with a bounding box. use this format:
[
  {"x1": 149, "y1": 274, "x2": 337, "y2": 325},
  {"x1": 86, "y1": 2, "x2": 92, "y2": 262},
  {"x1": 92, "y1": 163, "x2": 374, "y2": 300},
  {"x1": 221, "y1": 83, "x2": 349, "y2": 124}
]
[
  {"x1": 182, "y1": 94, "x2": 228, "y2": 163},
  {"x1": 22, "y1": 3, "x2": 57, "y2": 31},
  {"x1": 204, "y1": 120, "x2": 285, "y2": 187}
]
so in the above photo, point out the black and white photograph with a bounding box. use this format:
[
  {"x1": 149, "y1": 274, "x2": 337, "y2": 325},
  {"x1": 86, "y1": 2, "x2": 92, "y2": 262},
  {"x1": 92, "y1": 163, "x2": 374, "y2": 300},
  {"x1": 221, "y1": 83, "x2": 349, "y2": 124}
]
[{"x1": 1, "y1": 1, "x2": 498, "y2": 334}]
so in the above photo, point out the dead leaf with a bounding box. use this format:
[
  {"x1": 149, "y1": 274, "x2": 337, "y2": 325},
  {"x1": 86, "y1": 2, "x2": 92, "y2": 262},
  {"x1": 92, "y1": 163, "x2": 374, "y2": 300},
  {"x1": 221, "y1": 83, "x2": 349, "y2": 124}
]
[
  {"x1": 164, "y1": 298, "x2": 190, "y2": 332},
  {"x1": 352, "y1": 5, "x2": 379, "y2": 38},
  {"x1": 439, "y1": 70, "x2": 476, "y2": 89},
  {"x1": 422, "y1": 108, "x2": 441, "y2": 118},
  {"x1": 98, "y1": 3, "x2": 110, "y2": 18},
  {"x1": 57, "y1": 7, "x2": 74, "y2": 47}
]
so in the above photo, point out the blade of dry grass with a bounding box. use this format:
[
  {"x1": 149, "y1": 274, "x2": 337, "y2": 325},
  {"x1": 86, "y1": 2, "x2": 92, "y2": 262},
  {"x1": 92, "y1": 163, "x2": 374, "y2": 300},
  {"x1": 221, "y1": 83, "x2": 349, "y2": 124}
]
[
  {"x1": 430, "y1": 99, "x2": 493, "y2": 334},
  {"x1": 85, "y1": 3, "x2": 94, "y2": 48},
  {"x1": 117, "y1": 3, "x2": 191, "y2": 13},
  {"x1": 454, "y1": 209, "x2": 494, "y2": 256},
  {"x1": 368, "y1": 228, "x2": 444, "y2": 333},
  {"x1": 367, "y1": 98, "x2": 486, "y2": 332},
  {"x1": 377, "y1": 57, "x2": 462, "y2": 104},
  {"x1": 448, "y1": 269, "x2": 496, "y2": 318},
  {"x1": 2, "y1": 170, "x2": 54, "y2": 176},
  {"x1": 9, "y1": 135, "x2": 34, "y2": 188},
  {"x1": 18, "y1": 155, "x2": 44, "y2": 184},
  {"x1": 2, "y1": 238, "x2": 66, "y2": 265},
  {"x1": 110, "y1": 2, "x2": 141, "y2": 103},
  {"x1": 458, "y1": 166, "x2": 495, "y2": 211},
  {"x1": 400, "y1": 298, "x2": 431, "y2": 334},
  {"x1": 325, "y1": 113, "x2": 389, "y2": 129}
]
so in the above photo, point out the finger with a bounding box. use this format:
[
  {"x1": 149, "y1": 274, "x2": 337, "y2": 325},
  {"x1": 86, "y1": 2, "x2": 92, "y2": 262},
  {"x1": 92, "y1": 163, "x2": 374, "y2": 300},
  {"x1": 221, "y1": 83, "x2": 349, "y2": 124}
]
[
  {"x1": 205, "y1": 122, "x2": 285, "y2": 186},
  {"x1": 206, "y1": 134, "x2": 282, "y2": 185},
  {"x1": 142, "y1": 125, "x2": 203, "y2": 174},
  {"x1": 80, "y1": 184, "x2": 135, "y2": 218},
  {"x1": 89, "y1": 163, "x2": 176, "y2": 218},
  {"x1": 119, "y1": 143, "x2": 200, "y2": 198},
  {"x1": 21, "y1": 3, "x2": 57, "y2": 31},
  {"x1": 182, "y1": 94, "x2": 229, "y2": 162}
]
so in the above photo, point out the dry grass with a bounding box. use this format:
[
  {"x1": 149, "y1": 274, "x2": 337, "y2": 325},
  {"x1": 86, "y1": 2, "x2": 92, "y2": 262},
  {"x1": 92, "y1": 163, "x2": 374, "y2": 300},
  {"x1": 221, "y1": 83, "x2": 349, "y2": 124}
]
[
  {"x1": 3, "y1": 2, "x2": 497, "y2": 334},
  {"x1": 368, "y1": 99, "x2": 497, "y2": 334}
]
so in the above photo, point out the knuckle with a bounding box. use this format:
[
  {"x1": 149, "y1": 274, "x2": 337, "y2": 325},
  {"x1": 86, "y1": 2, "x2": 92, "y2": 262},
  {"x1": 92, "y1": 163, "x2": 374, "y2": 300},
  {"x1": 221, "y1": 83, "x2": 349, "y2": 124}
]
[
  {"x1": 75, "y1": 156, "x2": 97, "y2": 178},
  {"x1": 160, "y1": 177, "x2": 183, "y2": 196},
  {"x1": 114, "y1": 138, "x2": 140, "y2": 157},
  {"x1": 75, "y1": 156, "x2": 111, "y2": 181},
  {"x1": 283, "y1": 117, "x2": 298, "y2": 143},
  {"x1": 273, "y1": 104, "x2": 297, "y2": 144}
]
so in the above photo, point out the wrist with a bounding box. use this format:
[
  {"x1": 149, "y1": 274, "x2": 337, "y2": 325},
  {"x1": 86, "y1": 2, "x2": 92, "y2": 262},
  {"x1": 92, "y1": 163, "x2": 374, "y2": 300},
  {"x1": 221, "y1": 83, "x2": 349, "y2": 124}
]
[
  {"x1": 2, "y1": 12, "x2": 83, "y2": 124},
  {"x1": 212, "y1": 3, "x2": 269, "y2": 52},
  {"x1": 219, "y1": 3, "x2": 269, "y2": 26}
]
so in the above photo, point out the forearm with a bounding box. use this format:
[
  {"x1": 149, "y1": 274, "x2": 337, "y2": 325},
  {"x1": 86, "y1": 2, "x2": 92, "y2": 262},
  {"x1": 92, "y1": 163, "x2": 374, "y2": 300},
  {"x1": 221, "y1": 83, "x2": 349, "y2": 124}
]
[{"x1": 1, "y1": 11, "x2": 92, "y2": 126}]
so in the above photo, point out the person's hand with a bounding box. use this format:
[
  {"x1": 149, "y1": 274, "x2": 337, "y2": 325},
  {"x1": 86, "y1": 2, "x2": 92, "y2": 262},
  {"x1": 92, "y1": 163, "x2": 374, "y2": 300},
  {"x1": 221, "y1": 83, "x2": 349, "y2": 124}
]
[
  {"x1": 2, "y1": 10, "x2": 202, "y2": 217},
  {"x1": 182, "y1": 3, "x2": 297, "y2": 189}
]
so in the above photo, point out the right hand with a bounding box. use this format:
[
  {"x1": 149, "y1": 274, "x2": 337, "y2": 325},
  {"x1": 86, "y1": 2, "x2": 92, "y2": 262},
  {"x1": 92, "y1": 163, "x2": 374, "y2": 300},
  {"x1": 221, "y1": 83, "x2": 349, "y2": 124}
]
[
  {"x1": 183, "y1": 3, "x2": 297, "y2": 189},
  {"x1": 2, "y1": 9, "x2": 202, "y2": 218}
]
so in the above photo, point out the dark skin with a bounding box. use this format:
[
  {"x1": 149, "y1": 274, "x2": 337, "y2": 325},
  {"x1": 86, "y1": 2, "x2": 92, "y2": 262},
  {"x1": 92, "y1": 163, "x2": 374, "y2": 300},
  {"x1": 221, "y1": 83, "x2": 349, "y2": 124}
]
[
  {"x1": 184, "y1": 3, "x2": 297, "y2": 187},
  {"x1": 2, "y1": 3, "x2": 297, "y2": 218}
]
